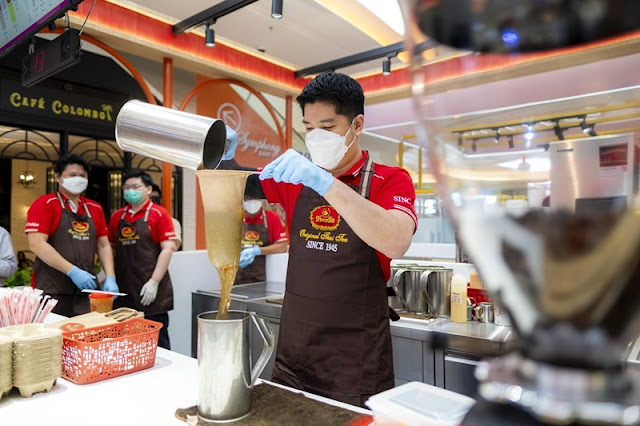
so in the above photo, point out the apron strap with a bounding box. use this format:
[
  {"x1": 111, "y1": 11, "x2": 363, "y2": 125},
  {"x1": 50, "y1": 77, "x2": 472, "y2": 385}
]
[
  {"x1": 56, "y1": 192, "x2": 92, "y2": 218},
  {"x1": 143, "y1": 202, "x2": 152, "y2": 222},
  {"x1": 358, "y1": 153, "x2": 375, "y2": 199},
  {"x1": 55, "y1": 192, "x2": 66, "y2": 209},
  {"x1": 122, "y1": 201, "x2": 152, "y2": 222},
  {"x1": 84, "y1": 203, "x2": 93, "y2": 219}
]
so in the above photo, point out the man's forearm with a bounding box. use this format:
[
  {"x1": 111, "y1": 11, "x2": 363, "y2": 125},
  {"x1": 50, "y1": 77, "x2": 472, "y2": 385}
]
[
  {"x1": 259, "y1": 241, "x2": 288, "y2": 256},
  {"x1": 151, "y1": 246, "x2": 174, "y2": 283},
  {"x1": 323, "y1": 179, "x2": 415, "y2": 259},
  {"x1": 28, "y1": 234, "x2": 74, "y2": 274},
  {"x1": 96, "y1": 236, "x2": 115, "y2": 276}
]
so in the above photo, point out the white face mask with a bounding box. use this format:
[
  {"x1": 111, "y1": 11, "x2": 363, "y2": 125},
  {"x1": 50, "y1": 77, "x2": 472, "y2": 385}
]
[
  {"x1": 305, "y1": 119, "x2": 356, "y2": 170},
  {"x1": 61, "y1": 176, "x2": 88, "y2": 195},
  {"x1": 243, "y1": 199, "x2": 262, "y2": 215}
]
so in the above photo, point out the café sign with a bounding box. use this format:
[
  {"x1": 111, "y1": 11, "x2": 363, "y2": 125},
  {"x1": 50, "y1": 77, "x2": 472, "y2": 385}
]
[{"x1": 0, "y1": 79, "x2": 125, "y2": 133}]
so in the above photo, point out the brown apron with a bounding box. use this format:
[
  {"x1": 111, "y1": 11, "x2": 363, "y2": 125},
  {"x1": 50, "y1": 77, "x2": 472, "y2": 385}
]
[
  {"x1": 235, "y1": 212, "x2": 269, "y2": 285},
  {"x1": 113, "y1": 204, "x2": 173, "y2": 316},
  {"x1": 271, "y1": 154, "x2": 394, "y2": 407},
  {"x1": 33, "y1": 193, "x2": 96, "y2": 317}
]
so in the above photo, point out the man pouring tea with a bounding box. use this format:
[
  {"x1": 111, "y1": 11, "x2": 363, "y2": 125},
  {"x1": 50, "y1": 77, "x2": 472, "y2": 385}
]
[{"x1": 222, "y1": 72, "x2": 417, "y2": 407}]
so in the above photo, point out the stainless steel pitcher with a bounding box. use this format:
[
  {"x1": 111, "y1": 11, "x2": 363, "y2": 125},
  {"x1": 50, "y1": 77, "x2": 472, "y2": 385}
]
[
  {"x1": 421, "y1": 266, "x2": 453, "y2": 317},
  {"x1": 392, "y1": 266, "x2": 428, "y2": 314},
  {"x1": 115, "y1": 100, "x2": 228, "y2": 171},
  {"x1": 388, "y1": 264, "x2": 414, "y2": 312},
  {"x1": 197, "y1": 310, "x2": 274, "y2": 422}
]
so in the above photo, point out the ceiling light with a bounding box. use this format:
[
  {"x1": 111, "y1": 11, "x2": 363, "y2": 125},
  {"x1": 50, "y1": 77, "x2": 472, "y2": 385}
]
[
  {"x1": 205, "y1": 23, "x2": 215, "y2": 47},
  {"x1": 508, "y1": 135, "x2": 514, "y2": 149},
  {"x1": 271, "y1": 0, "x2": 283, "y2": 19},
  {"x1": 493, "y1": 129, "x2": 500, "y2": 143},
  {"x1": 524, "y1": 125, "x2": 534, "y2": 141},
  {"x1": 458, "y1": 133, "x2": 463, "y2": 147},
  {"x1": 588, "y1": 124, "x2": 598, "y2": 137},
  {"x1": 580, "y1": 118, "x2": 592, "y2": 134},
  {"x1": 472, "y1": 139, "x2": 477, "y2": 152},
  {"x1": 382, "y1": 57, "x2": 391, "y2": 76}
]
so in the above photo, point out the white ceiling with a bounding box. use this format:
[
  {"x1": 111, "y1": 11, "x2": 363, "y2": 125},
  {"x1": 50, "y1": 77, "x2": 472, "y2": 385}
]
[{"x1": 118, "y1": 0, "x2": 406, "y2": 76}]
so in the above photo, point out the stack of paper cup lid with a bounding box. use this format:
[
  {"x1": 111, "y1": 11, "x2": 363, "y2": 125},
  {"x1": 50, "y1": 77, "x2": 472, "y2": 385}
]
[
  {"x1": 0, "y1": 323, "x2": 62, "y2": 398},
  {"x1": 0, "y1": 334, "x2": 12, "y2": 398}
]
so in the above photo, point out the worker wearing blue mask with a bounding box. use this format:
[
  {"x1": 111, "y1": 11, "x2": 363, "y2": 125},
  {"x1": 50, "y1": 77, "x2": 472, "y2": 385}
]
[{"x1": 108, "y1": 169, "x2": 176, "y2": 349}]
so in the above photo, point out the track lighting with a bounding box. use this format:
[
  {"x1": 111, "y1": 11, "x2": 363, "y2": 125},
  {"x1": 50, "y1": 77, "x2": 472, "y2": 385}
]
[
  {"x1": 271, "y1": 0, "x2": 283, "y2": 19},
  {"x1": 580, "y1": 118, "x2": 593, "y2": 134},
  {"x1": 205, "y1": 22, "x2": 215, "y2": 47},
  {"x1": 508, "y1": 135, "x2": 514, "y2": 149},
  {"x1": 493, "y1": 129, "x2": 500, "y2": 143},
  {"x1": 382, "y1": 57, "x2": 391, "y2": 76},
  {"x1": 553, "y1": 123, "x2": 564, "y2": 140},
  {"x1": 458, "y1": 133, "x2": 463, "y2": 147},
  {"x1": 472, "y1": 139, "x2": 477, "y2": 152},
  {"x1": 587, "y1": 124, "x2": 598, "y2": 137}
]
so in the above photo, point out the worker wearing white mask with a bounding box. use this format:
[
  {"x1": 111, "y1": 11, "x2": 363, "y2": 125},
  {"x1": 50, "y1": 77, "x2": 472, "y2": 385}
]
[
  {"x1": 108, "y1": 169, "x2": 176, "y2": 350},
  {"x1": 235, "y1": 180, "x2": 288, "y2": 285},
  {"x1": 26, "y1": 154, "x2": 118, "y2": 317},
  {"x1": 222, "y1": 72, "x2": 417, "y2": 407}
]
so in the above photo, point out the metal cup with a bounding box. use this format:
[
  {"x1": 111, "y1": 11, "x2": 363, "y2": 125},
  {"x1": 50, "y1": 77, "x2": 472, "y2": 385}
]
[
  {"x1": 197, "y1": 310, "x2": 274, "y2": 422},
  {"x1": 474, "y1": 302, "x2": 495, "y2": 323},
  {"x1": 115, "y1": 100, "x2": 228, "y2": 171}
]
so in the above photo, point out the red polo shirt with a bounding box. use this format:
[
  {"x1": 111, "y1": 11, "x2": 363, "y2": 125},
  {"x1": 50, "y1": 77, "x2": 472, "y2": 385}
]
[
  {"x1": 25, "y1": 192, "x2": 108, "y2": 238},
  {"x1": 260, "y1": 150, "x2": 417, "y2": 281},
  {"x1": 244, "y1": 210, "x2": 288, "y2": 244},
  {"x1": 108, "y1": 200, "x2": 176, "y2": 246}
]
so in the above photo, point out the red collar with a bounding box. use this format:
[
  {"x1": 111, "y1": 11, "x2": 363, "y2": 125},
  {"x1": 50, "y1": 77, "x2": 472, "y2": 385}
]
[
  {"x1": 244, "y1": 211, "x2": 264, "y2": 221},
  {"x1": 126, "y1": 199, "x2": 153, "y2": 214},
  {"x1": 58, "y1": 191, "x2": 84, "y2": 206},
  {"x1": 337, "y1": 150, "x2": 368, "y2": 179}
]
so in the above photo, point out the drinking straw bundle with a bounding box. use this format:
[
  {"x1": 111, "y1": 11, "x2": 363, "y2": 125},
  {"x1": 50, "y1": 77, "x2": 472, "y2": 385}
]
[{"x1": 0, "y1": 287, "x2": 58, "y2": 327}]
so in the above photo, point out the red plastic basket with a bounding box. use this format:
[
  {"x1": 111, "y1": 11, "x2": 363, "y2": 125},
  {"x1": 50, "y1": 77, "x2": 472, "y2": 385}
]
[{"x1": 61, "y1": 318, "x2": 162, "y2": 384}]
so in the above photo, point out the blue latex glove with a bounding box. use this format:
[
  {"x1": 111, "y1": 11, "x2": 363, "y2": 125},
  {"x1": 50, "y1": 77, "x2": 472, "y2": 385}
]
[
  {"x1": 67, "y1": 266, "x2": 97, "y2": 290},
  {"x1": 239, "y1": 246, "x2": 261, "y2": 268},
  {"x1": 260, "y1": 149, "x2": 334, "y2": 196},
  {"x1": 222, "y1": 125, "x2": 238, "y2": 161},
  {"x1": 103, "y1": 275, "x2": 119, "y2": 298}
]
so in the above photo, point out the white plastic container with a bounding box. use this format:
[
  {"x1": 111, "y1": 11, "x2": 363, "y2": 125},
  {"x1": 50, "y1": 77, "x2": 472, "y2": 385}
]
[{"x1": 365, "y1": 381, "x2": 476, "y2": 425}]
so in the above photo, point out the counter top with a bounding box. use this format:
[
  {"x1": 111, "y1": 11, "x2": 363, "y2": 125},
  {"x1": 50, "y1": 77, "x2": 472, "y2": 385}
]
[{"x1": 1, "y1": 315, "x2": 369, "y2": 426}]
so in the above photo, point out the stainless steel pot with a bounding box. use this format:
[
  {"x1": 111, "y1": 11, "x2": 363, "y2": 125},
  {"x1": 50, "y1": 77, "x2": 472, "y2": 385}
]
[{"x1": 197, "y1": 310, "x2": 274, "y2": 422}]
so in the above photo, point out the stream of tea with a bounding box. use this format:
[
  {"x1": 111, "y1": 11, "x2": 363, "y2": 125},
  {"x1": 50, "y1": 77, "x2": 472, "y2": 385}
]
[{"x1": 197, "y1": 170, "x2": 251, "y2": 320}]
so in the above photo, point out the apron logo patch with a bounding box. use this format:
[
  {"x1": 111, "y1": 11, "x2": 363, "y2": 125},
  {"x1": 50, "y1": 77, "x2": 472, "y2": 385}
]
[
  {"x1": 72, "y1": 221, "x2": 89, "y2": 232},
  {"x1": 118, "y1": 226, "x2": 140, "y2": 244},
  {"x1": 309, "y1": 206, "x2": 340, "y2": 231},
  {"x1": 245, "y1": 230, "x2": 260, "y2": 241},
  {"x1": 68, "y1": 221, "x2": 90, "y2": 240}
]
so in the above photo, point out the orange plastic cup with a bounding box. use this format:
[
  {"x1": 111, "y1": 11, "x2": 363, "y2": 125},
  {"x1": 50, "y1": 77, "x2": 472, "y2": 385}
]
[{"x1": 89, "y1": 293, "x2": 114, "y2": 313}]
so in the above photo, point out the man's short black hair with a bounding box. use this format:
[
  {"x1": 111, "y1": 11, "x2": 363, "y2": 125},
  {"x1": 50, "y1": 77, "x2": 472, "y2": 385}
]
[
  {"x1": 296, "y1": 72, "x2": 365, "y2": 122},
  {"x1": 54, "y1": 154, "x2": 91, "y2": 176},
  {"x1": 123, "y1": 169, "x2": 154, "y2": 187},
  {"x1": 151, "y1": 183, "x2": 161, "y2": 194}
]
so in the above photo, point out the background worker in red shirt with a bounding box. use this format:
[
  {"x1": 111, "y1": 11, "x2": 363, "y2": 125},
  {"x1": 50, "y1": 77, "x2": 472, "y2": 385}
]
[
  {"x1": 222, "y1": 72, "x2": 417, "y2": 407},
  {"x1": 26, "y1": 154, "x2": 118, "y2": 317},
  {"x1": 235, "y1": 180, "x2": 288, "y2": 285},
  {"x1": 108, "y1": 169, "x2": 176, "y2": 349}
]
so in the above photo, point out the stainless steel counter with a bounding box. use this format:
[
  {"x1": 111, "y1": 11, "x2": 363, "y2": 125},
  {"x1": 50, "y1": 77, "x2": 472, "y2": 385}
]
[{"x1": 239, "y1": 288, "x2": 515, "y2": 359}]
